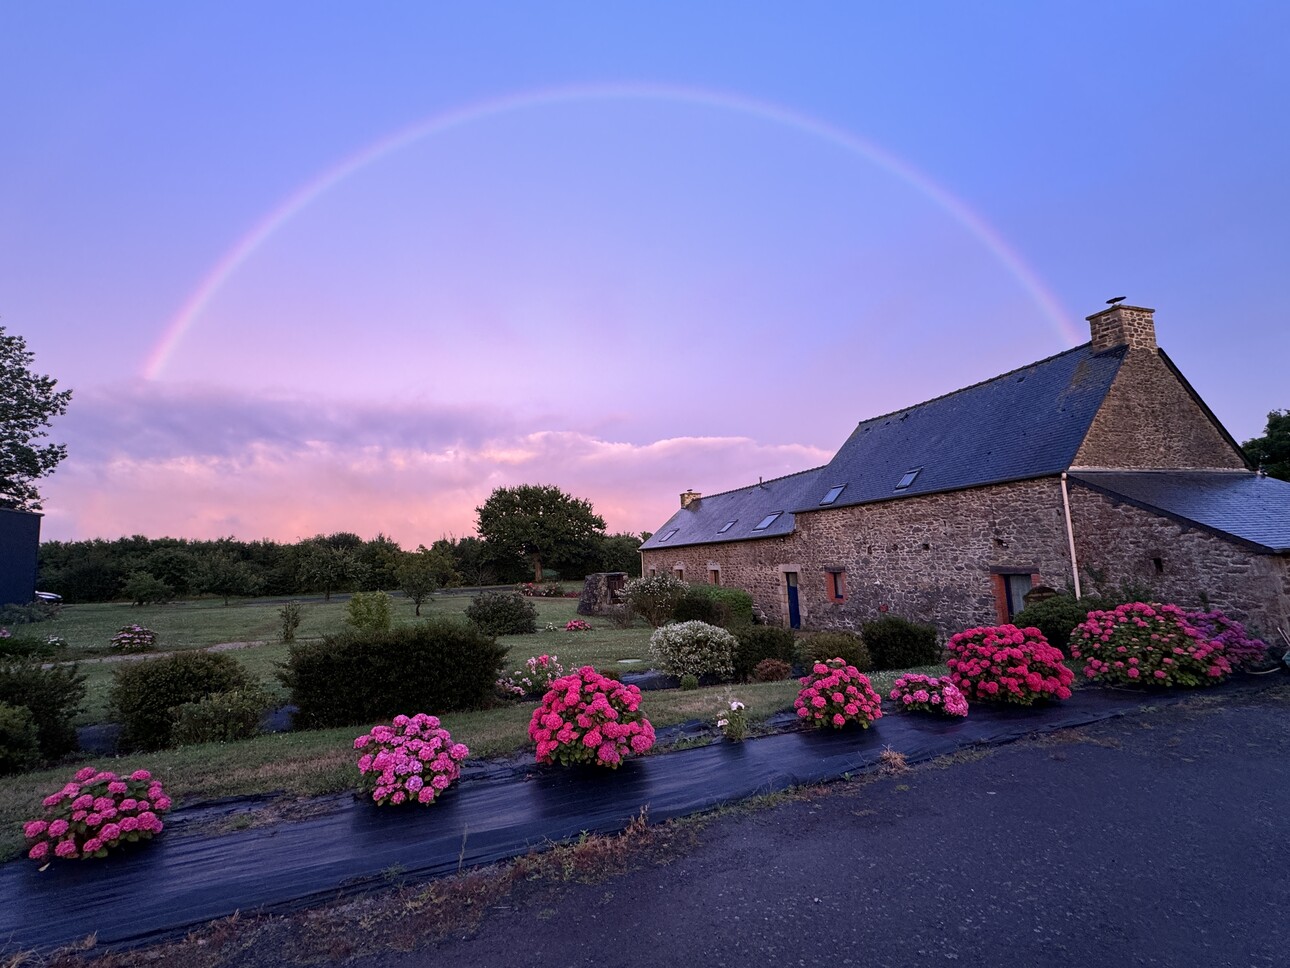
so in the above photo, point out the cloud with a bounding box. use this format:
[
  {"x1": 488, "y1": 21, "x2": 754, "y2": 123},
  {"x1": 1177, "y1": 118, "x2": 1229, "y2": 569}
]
[{"x1": 39, "y1": 384, "x2": 829, "y2": 544}]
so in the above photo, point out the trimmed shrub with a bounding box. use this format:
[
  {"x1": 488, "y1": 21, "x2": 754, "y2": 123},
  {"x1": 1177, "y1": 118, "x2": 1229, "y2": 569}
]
[
  {"x1": 0, "y1": 701, "x2": 41, "y2": 775},
  {"x1": 346, "y1": 591, "x2": 392, "y2": 633},
  {"x1": 732, "y1": 625, "x2": 797, "y2": 681},
  {"x1": 623, "y1": 574, "x2": 687, "y2": 627},
  {"x1": 529, "y1": 666, "x2": 655, "y2": 768},
  {"x1": 794, "y1": 659, "x2": 883, "y2": 729},
  {"x1": 0, "y1": 632, "x2": 58, "y2": 659},
  {"x1": 171, "y1": 687, "x2": 275, "y2": 746},
  {"x1": 679, "y1": 674, "x2": 699, "y2": 691},
  {"x1": 945, "y1": 625, "x2": 1074, "y2": 705},
  {"x1": 465, "y1": 591, "x2": 537, "y2": 636},
  {"x1": 862, "y1": 616, "x2": 941, "y2": 670},
  {"x1": 1012, "y1": 594, "x2": 1106, "y2": 654},
  {"x1": 888, "y1": 673, "x2": 969, "y2": 717},
  {"x1": 672, "y1": 586, "x2": 755, "y2": 629},
  {"x1": 801, "y1": 630, "x2": 872, "y2": 673},
  {"x1": 1070, "y1": 602, "x2": 1232, "y2": 687},
  {"x1": 752, "y1": 658, "x2": 792, "y2": 682},
  {"x1": 279, "y1": 620, "x2": 508, "y2": 729},
  {"x1": 109, "y1": 651, "x2": 255, "y2": 751},
  {"x1": 0, "y1": 661, "x2": 86, "y2": 762},
  {"x1": 0, "y1": 600, "x2": 59, "y2": 625},
  {"x1": 648, "y1": 620, "x2": 737, "y2": 681}
]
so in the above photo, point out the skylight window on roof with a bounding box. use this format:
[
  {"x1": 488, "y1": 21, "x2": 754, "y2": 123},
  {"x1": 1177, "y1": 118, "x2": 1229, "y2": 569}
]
[
  {"x1": 658, "y1": 528, "x2": 679, "y2": 542},
  {"x1": 820, "y1": 484, "x2": 846, "y2": 506},
  {"x1": 752, "y1": 511, "x2": 782, "y2": 531},
  {"x1": 895, "y1": 468, "x2": 922, "y2": 491},
  {"x1": 717, "y1": 520, "x2": 736, "y2": 534}
]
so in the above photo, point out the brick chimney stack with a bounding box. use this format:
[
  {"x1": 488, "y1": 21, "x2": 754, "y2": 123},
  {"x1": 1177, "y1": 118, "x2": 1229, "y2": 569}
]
[
  {"x1": 1087, "y1": 303, "x2": 1157, "y2": 352},
  {"x1": 680, "y1": 490, "x2": 701, "y2": 509}
]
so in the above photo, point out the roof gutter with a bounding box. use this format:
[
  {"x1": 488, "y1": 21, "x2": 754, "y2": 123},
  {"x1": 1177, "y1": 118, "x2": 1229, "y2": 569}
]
[{"x1": 1061, "y1": 472, "x2": 1083, "y2": 599}]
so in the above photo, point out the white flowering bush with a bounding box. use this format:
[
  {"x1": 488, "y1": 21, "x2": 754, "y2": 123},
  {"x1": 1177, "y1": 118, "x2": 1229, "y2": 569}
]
[
  {"x1": 623, "y1": 574, "x2": 688, "y2": 626},
  {"x1": 648, "y1": 621, "x2": 736, "y2": 682}
]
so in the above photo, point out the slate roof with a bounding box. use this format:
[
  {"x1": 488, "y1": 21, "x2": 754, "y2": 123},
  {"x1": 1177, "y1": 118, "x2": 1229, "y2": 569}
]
[
  {"x1": 640, "y1": 467, "x2": 824, "y2": 551},
  {"x1": 1069, "y1": 470, "x2": 1290, "y2": 553},
  {"x1": 792, "y1": 343, "x2": 1128, "y2": 512}
]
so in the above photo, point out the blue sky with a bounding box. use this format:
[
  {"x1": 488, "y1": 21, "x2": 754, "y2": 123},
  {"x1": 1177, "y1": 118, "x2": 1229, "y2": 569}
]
[{"x1": 4, "y1": 2, "x2": 1287, "y2": 544}]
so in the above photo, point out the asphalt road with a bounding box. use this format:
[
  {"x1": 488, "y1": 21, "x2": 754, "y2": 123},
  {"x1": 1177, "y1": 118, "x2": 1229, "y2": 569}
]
[{"x1": 363, "y1": 684, "x2": 1289, "y2": 968}]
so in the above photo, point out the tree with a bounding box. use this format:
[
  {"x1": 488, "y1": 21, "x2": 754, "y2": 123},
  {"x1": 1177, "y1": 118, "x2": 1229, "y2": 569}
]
[
  {"x1": 296, "y1": 539, "x2": 361, "y2": 600},
  {"x1": 0, "y1": 325, "x2": 72, "y2": 510},
  {"x1": 396, "y1": 548, "x2": 448, "y2": 616},
  {"x1": 475, "y1": 484, "x2": 607, "y2": 582},
  {"x1": 198, "y1": 552, "x2": 263, "y2": 605},
  {"x1": 1243, "y1": 410, "x2": 1290, "y2": 482}
]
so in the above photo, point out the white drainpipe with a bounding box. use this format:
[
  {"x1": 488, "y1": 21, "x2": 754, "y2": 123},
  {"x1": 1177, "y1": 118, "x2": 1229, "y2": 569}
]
[{"x1": 1060, "y1": 472, "x2": 1083, "y2": 600}]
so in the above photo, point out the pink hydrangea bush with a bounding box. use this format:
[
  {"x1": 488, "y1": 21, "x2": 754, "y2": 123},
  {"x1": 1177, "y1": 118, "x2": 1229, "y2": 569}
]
[
  {"x1": 1180, "y1": 607, "x2": 1269, "y2": 670},
  {"x1": 353, "y1": 713, "x2": 468, "y2": 806},
  {"x1": 1070, "y1": 603, "x2": 1232, "y2": 687},
  {"x1": 529, "y1": 666, "x2": 655, "y2": 768},
  {"x1": 564, "y1": 619, "x2": 592, "y2": 631},
  {"x1": 889, "y1": 673, "x2": 969, "y2": 717},
  {"x1": 496, "y1": 653, "x2": 565, "y2": 698},
  {"x1": 110, "y1": 624, "x2": 156, "y2": 652},
  {"x1": 25, "y1": 766, "x2": 171, "y2": 863},
  {"x1": 794, "y1": 659, "x2": 883, "y2": 729},
  {"x1": 946, "y1": 625, "x2": 1074, "y2": 705}
]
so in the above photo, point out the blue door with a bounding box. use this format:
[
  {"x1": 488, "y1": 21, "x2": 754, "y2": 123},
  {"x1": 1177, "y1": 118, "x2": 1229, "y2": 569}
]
[{"x1": 785, "y1": 572, "x2": 801, "y2": 629}]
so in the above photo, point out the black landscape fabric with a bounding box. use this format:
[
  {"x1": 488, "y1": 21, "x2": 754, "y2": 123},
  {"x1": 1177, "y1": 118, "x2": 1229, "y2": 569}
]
[{"x1": 0, "y1": 678, "x2": 1274, "y2": 953}]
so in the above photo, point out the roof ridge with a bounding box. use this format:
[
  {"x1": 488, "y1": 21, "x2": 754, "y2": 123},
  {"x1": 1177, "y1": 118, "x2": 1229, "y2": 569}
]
[
  {"x1": 692, "y1": 465, "x2": 825, "y2": 503},
  {"x1": 843, "y1": 341, "x2": 1102, "y2": 435}
]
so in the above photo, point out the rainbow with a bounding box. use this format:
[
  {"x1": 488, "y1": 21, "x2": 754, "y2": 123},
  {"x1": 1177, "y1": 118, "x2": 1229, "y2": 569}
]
[{"x1": 143, "y1": 83, "x2": 1076, "y2": 379}]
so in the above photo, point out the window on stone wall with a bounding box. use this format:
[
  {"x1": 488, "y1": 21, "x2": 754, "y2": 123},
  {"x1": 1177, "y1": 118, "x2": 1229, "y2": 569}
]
[
  {"x1": 826, "y1": 569, "x2": 846, "y2": 603},
  {"x1": 709, "y1": 568, "x2": 721, "y2": 585},
  {"x1": 648, "y1": 568, "x2": 657, "y2": 578},
  {"x1": 673, "y1": 567, "x2": 685, "y2": 582},
  {"x1": 991, "y1": 571, "x2": 1034, "y2": 622}
]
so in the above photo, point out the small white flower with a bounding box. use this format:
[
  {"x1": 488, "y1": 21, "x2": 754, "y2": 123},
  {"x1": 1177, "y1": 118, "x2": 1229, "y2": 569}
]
[
  {"x1": 730, "y1": 701, "x2": 745, "y2": 711},
  {"x1": 717, "y1": 719, "x2": 729, "y2": 729}
]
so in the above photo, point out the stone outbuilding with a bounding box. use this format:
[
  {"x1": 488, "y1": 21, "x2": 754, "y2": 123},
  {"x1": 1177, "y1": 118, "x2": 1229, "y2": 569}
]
[{"x1": 640, "y1": 303, "x2": 1290, "y2": 640}]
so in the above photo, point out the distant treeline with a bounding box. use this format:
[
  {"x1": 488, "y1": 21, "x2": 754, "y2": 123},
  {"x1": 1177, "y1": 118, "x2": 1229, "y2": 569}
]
[{"x1": 37, "y1": 531, "x2": 644, "y2": 605}]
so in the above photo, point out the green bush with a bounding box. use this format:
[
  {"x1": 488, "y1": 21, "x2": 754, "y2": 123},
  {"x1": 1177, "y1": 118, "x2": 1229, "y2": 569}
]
[
  {"x1": 0, "y1": 660, "x2": 86, "y2": 762},
  {"x1": 109, "y1": 651, "x2": 255, "y2": 751},
  {"x1": 0, "y1": 633, "x2": 57, "y2": 659},
  {"x1": 802, "y1": 630, "x2": 873, "y2": 672},
  {"x1": 862, "y1": 616, "x2": 941, "y2": 670},
  {"x1": 1012, "y1": 594, "x2": 1106, "y2": 652},
  {"x1": 465, "y1": 591, "x2": 537, "y2": 635},
  {"x1": 171, "y1": 687, "x2": 275, "y2": 746},
  {"x1": 279, "y1": 600, "x2": 303, "y2": 643},
  {"x1": 346, "y1": 591, "x2": 392, "y2": 633},
  {"x1": 673, "y1": 586, "x2": 755, "y2": 628},
  {"x1": 752, "y1": 658, "x2": 792, "y2": 682},
  {"x1": 278, "y1": 619, "x2": 508, "y2": 729},
  {"x1": 731, "y1": 625, "x2": 797, "y2": 681},
  {"x1": 623, "y1": 574, "x2": 688, "y2": 627},
  {"x1": 0, "y1": 700, "x2": 41, "y2": 776},
  {"x1": 0, "y1": 600, "x2": 59, "y2": 625},
  {"x1": 648, "y1": 620, "x2": 737, "y2": 681}
]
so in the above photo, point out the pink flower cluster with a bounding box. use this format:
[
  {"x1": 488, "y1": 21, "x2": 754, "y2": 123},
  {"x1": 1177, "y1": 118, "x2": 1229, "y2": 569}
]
[
  {"x1": 794, "y1": 659, "x2": 883, "y2": 729},
  {"x1": 25, "y1": 767, "x2": 170, "y2": 863},
  {"x1": 354, "y1": 713, "x2": 468, "y2": 806},
  {"x1": 889, "y1": 673, "x2": 969, "y2": 717},
  {"x1": 564, "y1": 619, "x2": 592, "y2": 631},
  {"x1": 528, "y1": 666, "x2": 655, "y2": 768},
  {"x1": 1070, "y1": 602, "x2": 1232, "y2": 687},
  {"x1": 110, "y1": 624, "x2": 156, "y2": 652},
  {"x1": 1180, "y1": 607, "x2": 1268, "y2": 670},
  {"x1": 497, "y1": 653, "x2": 566, "y2": 698},
  {"x1": 946, "y1": 625, "x2": 1074, "y2": 706}
]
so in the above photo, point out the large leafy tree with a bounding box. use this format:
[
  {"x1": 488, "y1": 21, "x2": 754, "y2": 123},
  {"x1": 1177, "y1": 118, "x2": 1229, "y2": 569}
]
[
  {"x1": 475, "y1": 484, "x2": 606, "y2": 582},
  {"x1": 0, "y1": 325, "x2": 72, "y2": 510},
  {"x1": 1243, "y1": 410, "x2": 1290, "y2": 481}
]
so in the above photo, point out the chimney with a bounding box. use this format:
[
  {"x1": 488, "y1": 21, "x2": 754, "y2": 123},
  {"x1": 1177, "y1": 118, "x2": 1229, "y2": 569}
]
[
  {"x1": 680, "y1": 490, "x2": 701, "y2": 509},
  {"x1": 1087, "y1": 302, "x2": 1157, "y2": 352}
]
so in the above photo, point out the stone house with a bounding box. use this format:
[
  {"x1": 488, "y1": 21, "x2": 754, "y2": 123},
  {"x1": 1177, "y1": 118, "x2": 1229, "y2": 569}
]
[{"x1": 640, "y1": 303, "x2": 1290, "y2": 640}]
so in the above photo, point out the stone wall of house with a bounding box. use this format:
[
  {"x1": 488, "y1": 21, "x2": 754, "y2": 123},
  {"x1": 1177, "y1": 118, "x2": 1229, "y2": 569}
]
[
  {"x1": 644, "y1": 478, "x2": 1079, "y2": 640},
  {"x1": 1073, "y1": 349, "x2": 1246, "y2": 469},
  {"x1": 1068, "y1": 484, "x2": 1290, "y2": 636}
]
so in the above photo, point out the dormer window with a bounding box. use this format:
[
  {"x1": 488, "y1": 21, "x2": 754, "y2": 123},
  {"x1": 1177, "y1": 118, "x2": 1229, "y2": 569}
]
[
  {"x1": 895, "y1": 468, "x2": 921, "y2": 491},
  {"x1": 820, "y1": 484, "x2": 846, "y2": 506},
  {"x1": 752, "y1": 511, "x2": 782, "y2": 531}
]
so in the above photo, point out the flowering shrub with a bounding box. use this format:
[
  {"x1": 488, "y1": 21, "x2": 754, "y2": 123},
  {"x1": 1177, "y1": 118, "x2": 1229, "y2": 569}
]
[
  {"x1": 110, "y1": 624, "x2": 157, "y2": 653},
  {"x1": 648, "y1": 620, "x2": 737, "y2": 681},
  {"x1": 623, "y1": 574, "x2": 688, "y2": 626},
  {"x1": 1070, "y1": 603, "x2": 1232, "y2": 687},
  {"x1": 1180, "y1": 608, "x2": 1269, "y2": 670},
  {"x1": 888, "y1": 673, "x2": 969, "y2": 717},
  {"x1": 716, "y1": 698, "x2": 747, "y2": 741},
  {"x1": 529, "y1": 666, "x2": 655, "y2": 768},
  {"x1": 517, "y1": 581, "x2": 564, "y2": 598},
  {"x1": 354, "y1": 713, "x2": 468, "y2": 806},
  {"x1": 751, "y1": 658, "x2": 792, "y2": 682},
  {"x1": 25, "y1": 767, "x2": 170, "y2": 862},
  {"x1": 946, "y1": 625, "x2": 1074, "y2": 705},
  {"x1": 794, "y1": 659, "x2": 883, "y2": 729},
  {"x1": 565, "y1": 619, "x2": 592, "y2": 631},
  {"x1": 496, "y1": 654, "x2": 565, "y2": 698}
]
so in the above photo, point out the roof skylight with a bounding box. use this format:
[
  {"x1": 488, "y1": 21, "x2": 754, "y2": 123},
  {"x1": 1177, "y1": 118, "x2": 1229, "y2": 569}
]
[
  {"x1": 717, "y1": 520, "x2": 736, "y2": 534},
  {"x1": 820, "y1": 484, "x2": 846, "y2": 506},
  {"x1": 895, "y1": 468, "x2": 922, "y2": 491},
  {"x1": 752, "y1": 511, "x2": 782, "y2": 531},
  {"x1": 658, "y1": 528, "x2": 679, "y2": 542}
]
